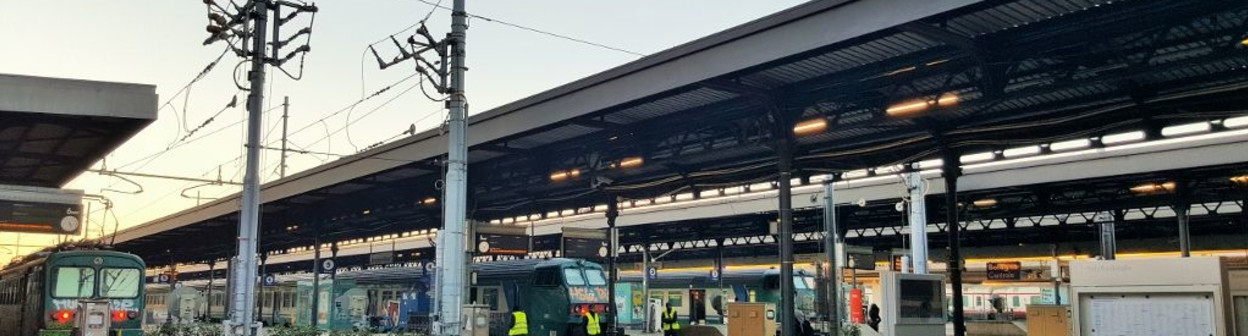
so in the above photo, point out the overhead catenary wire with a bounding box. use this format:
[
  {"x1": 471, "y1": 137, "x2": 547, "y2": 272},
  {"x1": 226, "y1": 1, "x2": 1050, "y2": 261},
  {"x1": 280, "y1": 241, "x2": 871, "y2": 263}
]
[{"x1": 408, "y1": 0, "x2": 645, "y2": 57}]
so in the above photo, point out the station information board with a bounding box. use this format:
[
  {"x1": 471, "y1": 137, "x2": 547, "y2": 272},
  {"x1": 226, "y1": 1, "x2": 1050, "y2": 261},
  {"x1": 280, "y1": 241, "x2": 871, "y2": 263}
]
[
  {"x1": 562, "y1": 236, "x2": 607, "y2": 259},
  {"x1": 476, "y1": 233, "x2": 529, "y2": 255},
  {"x1": 986, "y1": 261, "x2": 1023, "y2": 281},
  {"x1": 0, "y1": 185, "x2": 83, "y2": 234}
]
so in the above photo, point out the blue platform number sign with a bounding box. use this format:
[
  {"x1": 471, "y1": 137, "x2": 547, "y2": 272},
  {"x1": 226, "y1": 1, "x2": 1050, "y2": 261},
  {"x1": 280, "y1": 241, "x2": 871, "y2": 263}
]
[
  {"x1": 156, "y1": 274, "x2": 171, "y2": 284},
  {"x1": 262, "y1": 274, "x2": 277, "y2": 287},
  {"x1": 646, "y1": 266, "x2": 659, "y2": 280},
  {"x1": 319, "y1": 259, "x2": 336, "y2": 274},
  {"x1": 709, "y1": 267, "x2": 720, "y2": 281}
]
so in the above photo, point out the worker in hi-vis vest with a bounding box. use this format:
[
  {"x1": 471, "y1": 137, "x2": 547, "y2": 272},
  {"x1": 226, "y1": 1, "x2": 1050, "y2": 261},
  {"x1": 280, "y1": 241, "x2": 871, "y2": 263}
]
[
  {"x1": 509, "y1": 306, "x2": 528, "y2": 336},
  {"x1": 662, "y1": 302, "x2": 680, "y2": 336},
  {"x1": 582, "y1": 306, "x2": 602, "y2": 336}
]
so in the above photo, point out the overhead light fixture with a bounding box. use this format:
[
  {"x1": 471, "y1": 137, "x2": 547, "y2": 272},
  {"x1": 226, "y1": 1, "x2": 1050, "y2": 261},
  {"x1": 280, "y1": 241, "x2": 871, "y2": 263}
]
[
  {"x1": 1231, "y1": 175, "x2": 1248, "y2": 185},
  {"x1": 972, "y1": 198, "x2": 998, "y2": 207},
  {"x1": 793, "y1": 118, "x2": 828, "y2": 135},
  {"x1": 422, "y1": 197, "x2": 437, "y2": 205},
  {"x1": 885, "y1": 100, "x2": 929, "y2": 117},
  {"x1": 936, "y1": 92, "x2": 959, "y2": 107},
  {"x1": 550, "y1": 169, "x2": 581, "y2": 182},
  {"x1": 885, "y1": 93, "x2": 959, "y2": 117},
  {"x1": 618, "y1": 157, "x2": 644, "y2": 169},
  {"x1": 1130, "y1": 181, "x2": 1175, "y2": 194}
]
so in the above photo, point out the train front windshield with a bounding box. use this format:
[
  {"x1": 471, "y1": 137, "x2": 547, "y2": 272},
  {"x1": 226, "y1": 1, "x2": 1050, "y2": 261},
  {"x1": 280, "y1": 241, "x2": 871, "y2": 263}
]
[{"x1": 566, "y1": 266, "x2": 611, "y2": 313}]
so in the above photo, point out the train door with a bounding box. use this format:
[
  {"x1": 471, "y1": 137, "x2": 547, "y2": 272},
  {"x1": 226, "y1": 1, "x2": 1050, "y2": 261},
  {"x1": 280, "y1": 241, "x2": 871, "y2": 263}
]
[{"x1": 688, "y1": 290, "x2": 707, "y2": 323}]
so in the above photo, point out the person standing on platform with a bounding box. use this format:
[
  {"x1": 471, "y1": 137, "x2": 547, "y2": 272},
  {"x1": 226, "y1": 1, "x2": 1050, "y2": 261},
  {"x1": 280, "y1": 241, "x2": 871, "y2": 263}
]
[
  {"x1": 583, "y1": 306, "x2": 602, "y2": 336},
  {"x1": 509, "y1": 306, "x2": 528, "y2": 336},
  {"x1": 868, "y1": 303, "x2": 881, "y2": 331},
  {"x1": 662, "y1": 302, "x2": 680, "y2": 336}
]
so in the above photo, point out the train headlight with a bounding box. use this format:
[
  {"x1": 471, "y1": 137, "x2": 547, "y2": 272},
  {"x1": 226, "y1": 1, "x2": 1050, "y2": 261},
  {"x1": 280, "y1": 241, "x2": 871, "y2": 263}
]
[{"x1": 50, "y1": 310, "x2": 74, "y2": 323}]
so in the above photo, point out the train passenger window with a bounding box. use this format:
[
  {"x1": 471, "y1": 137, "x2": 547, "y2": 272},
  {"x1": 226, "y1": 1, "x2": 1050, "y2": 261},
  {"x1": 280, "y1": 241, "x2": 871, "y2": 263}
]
[
  {"x1": 101, "y1": 268, "x2": 141, "y2": 298},
  {"x1": 533, "y1": 267, "x2": 560, "y2": 287},
  {"x1": 667, "y1": 292, "x2": 682, "y2": 307},
  {"x1": 1011, "y1": 296, "x2": 1020, "y2": 307},
  {"x1": 563, "y1": 269, "x2": 586, "y2": 286},
  {"x1": 53, "y1": 267, "x2": 96, "y2": 298},
  {"x1": 584, "y1": 269, "x2": 607, "y2": 286},
  {"x1": 483, "y1": 288, "x2": 500, "y2": 311},
  {"x1": 975, "y1": 296, "x2": 983, "y2": 307}
]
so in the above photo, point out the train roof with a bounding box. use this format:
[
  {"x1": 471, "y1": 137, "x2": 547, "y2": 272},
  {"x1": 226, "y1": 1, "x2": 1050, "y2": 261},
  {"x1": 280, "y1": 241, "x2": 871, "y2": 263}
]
[
  {"x1": 170, "y1": 258, "x2": 603, "y2": 287},
  {"x1": 619, "y1": 267, "x2": 811, "y2": 287}
]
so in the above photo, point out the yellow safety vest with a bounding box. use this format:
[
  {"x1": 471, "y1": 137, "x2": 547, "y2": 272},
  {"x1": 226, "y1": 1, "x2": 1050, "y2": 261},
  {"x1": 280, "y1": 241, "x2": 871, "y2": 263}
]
[
  {"x1": 509, "y1": 311, "x2": 528, "y2": 336},
  {"x1": 586, "y1": 312, "x2": 602, "y2": 335},
  {"x1": 662, "y1": 308, "x2": 681, "y2": 331}
]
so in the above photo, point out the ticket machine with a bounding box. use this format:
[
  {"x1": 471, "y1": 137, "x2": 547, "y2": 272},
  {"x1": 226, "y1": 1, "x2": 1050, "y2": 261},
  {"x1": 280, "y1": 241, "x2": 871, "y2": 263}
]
[{"x1": 877, "y1": 272, "x2": 945, "y2": 336}]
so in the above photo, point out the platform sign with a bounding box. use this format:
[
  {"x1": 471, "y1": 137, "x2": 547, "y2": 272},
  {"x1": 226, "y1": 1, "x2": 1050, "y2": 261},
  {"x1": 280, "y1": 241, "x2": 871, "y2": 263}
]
[
  {"x1": 476, "y1": 233, "x2": 529, "y2": 255},
  {"x1": 646, "y1": 266, "x2": 659, "y2": 280},
  {"x1": 0, "y1": 199, "x2": 82, "y2": 234},
  {"x1": 561, "y1": 227, "x2": 608, "y2": 260},
  {"x1": 262, "y1": 274, "x2": 277, "y2": 287},
  {"x1": 709, "y1": 264, "x2": 721, "y2": 282},
  {"x1": 562, "y1": 236, "x2": 607, "y2": 259},
  {"x1": 845, "y1": 246, "x2": 876, "y2": 270},
  {"x1": 986, "y1": 261, "x2": 1022, "y2": 281},
  {"x1": 0, "y1": 186, "x2": 83, "y2": 235},
  {"x1": 318, "y1": 259, "x2": 336, "y2": 274}
]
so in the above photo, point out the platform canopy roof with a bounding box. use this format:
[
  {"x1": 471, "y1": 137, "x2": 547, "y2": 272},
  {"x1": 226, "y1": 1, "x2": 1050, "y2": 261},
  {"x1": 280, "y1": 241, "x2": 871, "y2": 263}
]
[
  {"x1": 0, "y1": 74, "x2": 157, "y2": 188},
  {"x1": 109, "y1": 0, "x2": 1248, "y2": 265}
]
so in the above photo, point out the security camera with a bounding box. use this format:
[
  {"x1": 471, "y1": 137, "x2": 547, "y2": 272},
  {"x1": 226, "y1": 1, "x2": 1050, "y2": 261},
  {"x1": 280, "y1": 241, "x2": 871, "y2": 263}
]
[
  {"x1": 854, "y1": 198, "x2": 867, "y2": 207},
  {"x1": 895, "y1": 201, "x2": 906, "y2": 212}
]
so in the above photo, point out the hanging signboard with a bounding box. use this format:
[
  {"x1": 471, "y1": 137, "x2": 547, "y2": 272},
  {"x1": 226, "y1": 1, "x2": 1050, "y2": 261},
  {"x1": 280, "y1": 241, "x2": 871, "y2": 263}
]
[
  {"x1": 986, "y1": 261, "x2": 1022, "y2": 281},
  {"x1": 474, "y1": 224, "x2": 530, "y2": 256},
  {"x1": 0, "y1": 185, "x2": 83, "y2": 234},
  {"x1": 561, "y1": 227, "x2": 607, "y2": 259},
  {"x1": 845, "y1": 245, "x2": 876, "y2": 271},
  {"x1": 369, "y1": 252, "x2": 394, "y2": 265}
]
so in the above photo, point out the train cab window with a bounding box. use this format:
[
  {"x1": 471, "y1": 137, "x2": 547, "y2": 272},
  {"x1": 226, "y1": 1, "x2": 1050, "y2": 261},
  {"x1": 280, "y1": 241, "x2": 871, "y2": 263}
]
[
  {"x1": 563, "y1": 268, "x2": 586, "y2": 286},
  {"x1": 763, "y1": 275, "x2": 779, "y2": 290},
  {"x1": 53, "y1": 267, "x2": 96, "y2": 298},
  {"x1": 584, "y1": 269, "x2": 607, "y2": 286},
  {"x1": 533, "y1": 267, "x2": 561, "y2": 287},
  {"x1": 101, "y1": 268, "x2": 141, "y2": 298}
]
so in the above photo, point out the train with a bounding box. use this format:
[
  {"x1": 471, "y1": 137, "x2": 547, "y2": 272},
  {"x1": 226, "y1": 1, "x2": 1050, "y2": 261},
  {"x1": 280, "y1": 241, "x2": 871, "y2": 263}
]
[
  {"x1": 1, "y1": 246, "x2": 147, "y2": 336},
  {"x1": 617, "y1": 266, "x2": 820, "y2": 325},
  {"x1": 143, "y1": 258, "x2": 612, "y2": 335},
  {"x1": 848, "y1": 282, "x2": 1064, "y2": 321}
]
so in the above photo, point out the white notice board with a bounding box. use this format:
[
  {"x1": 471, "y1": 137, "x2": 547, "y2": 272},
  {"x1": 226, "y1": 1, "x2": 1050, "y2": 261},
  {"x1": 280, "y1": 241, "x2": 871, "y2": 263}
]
[{"x1": 1084, "y1": 293, "x2": 1215, "y2": 336}]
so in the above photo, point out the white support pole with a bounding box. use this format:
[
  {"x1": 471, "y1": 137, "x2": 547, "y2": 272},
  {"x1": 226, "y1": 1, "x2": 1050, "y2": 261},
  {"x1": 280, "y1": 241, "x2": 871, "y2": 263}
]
[
  {"x1": 904, "y1": 170, "x2": 928, "y2": 274},
  {"x1": 436, "y1": 0, "x2": 469, "y2": 335}
]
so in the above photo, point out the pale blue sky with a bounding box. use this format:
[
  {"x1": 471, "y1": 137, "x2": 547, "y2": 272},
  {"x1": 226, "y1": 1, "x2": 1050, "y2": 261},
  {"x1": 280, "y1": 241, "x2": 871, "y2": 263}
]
[{"x1": 0, "y1": 0, "x2": 807, "y2": 260}]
